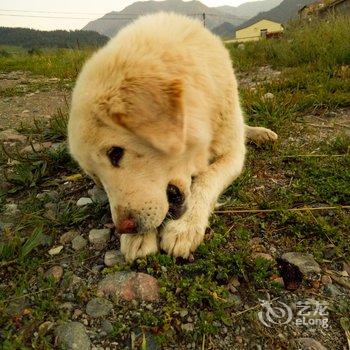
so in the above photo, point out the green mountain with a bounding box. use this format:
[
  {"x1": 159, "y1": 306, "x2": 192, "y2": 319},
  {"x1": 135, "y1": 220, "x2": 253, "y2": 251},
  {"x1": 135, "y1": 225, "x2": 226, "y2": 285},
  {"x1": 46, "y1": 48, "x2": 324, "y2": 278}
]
[{"x1": 0, "y1": 27, "x2": 109, "y2": 49}]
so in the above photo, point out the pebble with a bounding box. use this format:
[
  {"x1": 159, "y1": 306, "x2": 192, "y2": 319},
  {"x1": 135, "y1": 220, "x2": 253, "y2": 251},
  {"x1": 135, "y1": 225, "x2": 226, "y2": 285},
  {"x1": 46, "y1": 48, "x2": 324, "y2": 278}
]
[
  {"x1": 71, "y1": 236, "x2": 87, "y2": 251},
  {"x1": 72, "y1": 309, "x2": 83, "y2": 319},
  {"x1": 181, "y1": 323, "x2": 194, "y2": 332},
  {"x1": 281, "y1": 252, "x2": 321, "y2": 277},
  {"x1": 60, "y1": 230, "x2": 79, "y2": 245},
  {"x1": 20, "y1": 141, "x2": 52, "y2": 154},
  {"x1": 88, "y1": 185, "x2": 108, "y2": 204},
  {"x1": 55, "y1": 322, "x2": 91, "y2": 350},
  {"x1": 0, "y1": 129, "x2": 26, "y2": 142},
  {"x1": 252, "y1": 252, "x2": 274, "y2": 261},
  {"x1": 76, "y1": 197, "x2": 93, "y2": 207},
  {"x1": 324, "y1": 283, "x2": 343, "y2": 297},
  {"x1": 104, "y1": 250, "x2": 125, "y2": 266},
  {"x1": 88, "y1": 229, "x2": 110, "y2": 246},
  {"x1": 101, "y1": 320, "x2": 114, "y2": 334},
  {"x1": 97, "y1": 272, "x2": 160, "y2": 302},
  {"x1": 294, "y1": 338, "x2": 327, "y2": 350},
  {"x1": 38, "y1": 321, "x2": 54, "y2": 335},
  {"x1": 86, "y1": 297, "x2": 113, "y2": 318},
  {"x1": 48, "y1": 246, "x2": 63, "y2": 256},
  {"x1": 321, "y1": 275, "x2": 332, "y2": 285},
  {"x1": 263, "y1": 92, "x2": 275, "y2": 100},
  {"x1": 45, "y1": 266, "x2": 63, "y2": 281},
  {"x1": 4, "y1": 203, "x2": 20, "y2": 216}
]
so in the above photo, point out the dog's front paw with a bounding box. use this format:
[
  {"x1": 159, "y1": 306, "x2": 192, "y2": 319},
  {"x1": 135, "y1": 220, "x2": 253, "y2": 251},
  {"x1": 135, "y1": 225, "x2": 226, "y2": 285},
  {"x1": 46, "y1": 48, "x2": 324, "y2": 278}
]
[
  {"x1": 247, "y1": 126, "x2": 278, "y2": 144},
  {"x1": 160, "y1": 219, "x2": 205, "y2": 258},
  {"x1": 120, "y1": 230, "x2": 158, "y2": 262}
]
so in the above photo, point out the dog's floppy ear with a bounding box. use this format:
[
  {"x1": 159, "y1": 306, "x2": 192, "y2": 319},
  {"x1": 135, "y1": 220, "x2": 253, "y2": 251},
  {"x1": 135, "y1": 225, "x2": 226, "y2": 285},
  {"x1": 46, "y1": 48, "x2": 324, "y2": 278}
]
[{"x1": 111, "y1": 77, "x2": 185, "y2": 155}]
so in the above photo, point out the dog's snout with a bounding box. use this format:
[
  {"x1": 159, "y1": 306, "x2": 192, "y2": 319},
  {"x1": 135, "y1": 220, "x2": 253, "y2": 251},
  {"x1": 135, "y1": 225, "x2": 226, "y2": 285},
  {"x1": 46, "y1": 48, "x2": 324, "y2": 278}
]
[
  {"x1": 166, "y1": 184, "x2": 186, "y2": 220},
  {"x1": 118, "y1": 217, "x2": 137, "y2": 233}
]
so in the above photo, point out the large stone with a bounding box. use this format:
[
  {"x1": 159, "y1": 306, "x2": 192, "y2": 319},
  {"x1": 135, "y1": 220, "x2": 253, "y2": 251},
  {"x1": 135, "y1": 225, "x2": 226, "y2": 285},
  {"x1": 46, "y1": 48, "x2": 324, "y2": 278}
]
[
  {"x1": 97, "y1": 272, "x2": 160, "y2": 302},
  {"x1": 86, "y1": 297, "x2": 113, "y2": 318},
  {"x1": 281, "y1": 252, "x2": 321, "y2": 278},
  {"x1": 55, "y1": 322, "x2": 91, "y2": 350}
]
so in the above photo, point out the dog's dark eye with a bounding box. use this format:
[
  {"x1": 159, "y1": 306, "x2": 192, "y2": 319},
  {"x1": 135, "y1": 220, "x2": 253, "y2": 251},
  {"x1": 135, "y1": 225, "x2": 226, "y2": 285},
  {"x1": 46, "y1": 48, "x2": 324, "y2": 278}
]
[
  {"x1": 107, "y1": 147, "x2": 124, "y2": 167},
  {"x1": 166, "y1": 184, "x2": 184, "y2": 205}
]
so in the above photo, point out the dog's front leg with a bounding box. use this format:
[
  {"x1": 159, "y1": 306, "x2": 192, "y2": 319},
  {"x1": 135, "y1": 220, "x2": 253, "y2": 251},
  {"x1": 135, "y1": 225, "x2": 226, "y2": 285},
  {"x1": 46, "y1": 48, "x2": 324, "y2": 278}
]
[{"x1": 160, "y1": 150, "x2": 245, "y2": 258}]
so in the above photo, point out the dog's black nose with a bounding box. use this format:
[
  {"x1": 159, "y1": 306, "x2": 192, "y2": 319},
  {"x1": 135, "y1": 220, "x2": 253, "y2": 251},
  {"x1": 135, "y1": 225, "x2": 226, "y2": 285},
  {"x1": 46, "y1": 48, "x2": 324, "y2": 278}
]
[
  {"x1": 167, "y1": 184, "x2": 184, "y2": 205},
  {"x1": 166, "y1": 184, "x2": 186, "y2": 220}
]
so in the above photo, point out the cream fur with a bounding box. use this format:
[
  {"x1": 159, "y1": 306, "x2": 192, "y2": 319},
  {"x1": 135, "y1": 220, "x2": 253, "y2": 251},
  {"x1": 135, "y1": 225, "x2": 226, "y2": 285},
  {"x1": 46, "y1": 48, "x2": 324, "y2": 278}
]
[{"x1": 68, "y1": 12, "x2": 277, "y2": 261}]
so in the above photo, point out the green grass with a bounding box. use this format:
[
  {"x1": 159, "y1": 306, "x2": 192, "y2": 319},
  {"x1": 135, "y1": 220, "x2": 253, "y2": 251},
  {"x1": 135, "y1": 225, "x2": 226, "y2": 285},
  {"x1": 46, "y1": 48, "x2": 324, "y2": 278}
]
[
  {"x1": 0, "y1": 48, "x2": 92, "y2": 79},
  {"x1": 228, "y1": 14, "x2": 350, "y2": 72}
]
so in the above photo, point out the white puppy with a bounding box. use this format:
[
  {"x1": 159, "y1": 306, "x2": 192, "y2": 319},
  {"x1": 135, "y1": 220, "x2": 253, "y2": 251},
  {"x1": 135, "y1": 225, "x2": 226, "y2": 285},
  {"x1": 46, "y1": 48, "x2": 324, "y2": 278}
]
[{"x1": 68, "y1": 13, "x2": 277, "y2": 261}]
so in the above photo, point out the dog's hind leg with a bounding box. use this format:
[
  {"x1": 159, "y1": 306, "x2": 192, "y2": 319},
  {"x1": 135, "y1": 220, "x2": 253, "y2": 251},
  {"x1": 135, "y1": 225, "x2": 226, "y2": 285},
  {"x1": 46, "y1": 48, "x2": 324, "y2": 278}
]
[{"x1": 245, "y1": 125, "x2": 278, "y2": 144}]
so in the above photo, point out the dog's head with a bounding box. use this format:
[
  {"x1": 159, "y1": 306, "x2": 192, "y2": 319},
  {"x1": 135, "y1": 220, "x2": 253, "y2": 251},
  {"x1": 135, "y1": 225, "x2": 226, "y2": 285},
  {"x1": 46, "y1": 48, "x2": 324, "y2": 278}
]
[{"x1": 68, "y1": 61, "x2": 195, "y2": 234}]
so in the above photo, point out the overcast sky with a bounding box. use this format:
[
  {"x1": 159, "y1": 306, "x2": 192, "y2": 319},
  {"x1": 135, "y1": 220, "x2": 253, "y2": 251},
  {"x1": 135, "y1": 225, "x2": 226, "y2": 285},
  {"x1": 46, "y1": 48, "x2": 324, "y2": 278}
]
[{"x1": 0, "y1": 0, "x2": 263, "y2": 31}]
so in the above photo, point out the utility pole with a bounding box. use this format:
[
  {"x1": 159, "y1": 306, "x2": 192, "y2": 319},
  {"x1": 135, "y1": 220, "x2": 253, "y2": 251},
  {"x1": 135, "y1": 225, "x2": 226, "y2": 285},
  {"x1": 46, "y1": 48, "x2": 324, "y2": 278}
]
[{"x1": 202, "y1": 12, "x2": 206, "y2": 27}]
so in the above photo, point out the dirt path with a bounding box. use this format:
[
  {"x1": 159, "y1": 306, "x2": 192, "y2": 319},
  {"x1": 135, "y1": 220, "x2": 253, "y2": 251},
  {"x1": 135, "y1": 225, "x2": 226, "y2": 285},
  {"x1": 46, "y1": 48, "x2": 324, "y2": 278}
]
[{"x1": 0, "y1": 71, "x2": 70, "y2": 129}]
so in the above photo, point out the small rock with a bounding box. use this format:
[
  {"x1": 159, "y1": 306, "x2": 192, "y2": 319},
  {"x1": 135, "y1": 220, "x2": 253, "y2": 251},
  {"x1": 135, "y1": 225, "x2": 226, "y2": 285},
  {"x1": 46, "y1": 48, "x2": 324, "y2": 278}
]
[
  {"x1": 237, "y1": 43, "x2": 245, "y2": 50},
  {"x1": 4, "y1": 203, "x2": 20, "y2": 216},
  {"x1": 20, "y1": 142, "x2": 52, "y2": 154},
  {"x1": 343, "y1": 262, "x2": 350, "y2": 276},
  {"x1": 48, "y1": 246, "x2": 63, "y2": 256},
  {"x1": 38, "y1": 321, "x2": 54, "y2": 335},
  {"x1": 6, "y1": 298, "x2": 30, "y2": 316},
  {"x1": 72, "y1": 309, "x2": 83, "y2": 319},
  {"x1": 72, "y1": 236, "x2": 87, "y2": 251},
  {"x1": 45, "y1": 266, "x2": 63, "y2": 281},
  {"x1": 0, "y1": 129, "x2": 26, "y2": 142},
  {"x1": 88, "y1": 186, "x2": 108, "y2": 204},
  {"x1": 97, "y1": 272, "x2": 160, "y2": 301},
  {"x1": 101, "y1": 320, "x2": 113, "y2": 334},
  {"x1": 86, "y1": 298, "x2": 113, "y2": 318},
  {"x1": 321, "y1": 275, "x2": 332, "y2": 285},
  {"x1": 252, "y1": 252, "x2": 274, "y2": 261},
  {"x1": 324, "y1": 283, "x2": 343, "y2": 297},
  {"x1": 281, "y1": 252, "x2": 321, "y2": 278},
  {"x1": 263, "y1": 92, "x2": 274, "y2": 100},
  {"x1": 36, "y1": 190, "x2": 59, "y2": 201},
  {"x1": 180, "y1": 309, "x2": 189, "y2": 318},
  {"x1": 60, "y1": 230, "x2": 79, "y2": 245},
  {"x1": 59, "y1": 302, "x2": 74, "y2": 311},
  {"x1": 55, "y1": 322, "x2": 91, "y2": 350},
  {"x1": 181, "y1": 323, "x2": 194, "y2": 332},
  {"x1": 104, "y1": 250, "x2": 125, "y2": 266},
  {"x1": 88, "y1": 229, "x2": 110, "y2": 246},
  {"x1": 294, "y1": 338, "x2": 327, "y2": 350},
  {"x1": 76, "y1": 197, "x2": 93, "y2": 207}
]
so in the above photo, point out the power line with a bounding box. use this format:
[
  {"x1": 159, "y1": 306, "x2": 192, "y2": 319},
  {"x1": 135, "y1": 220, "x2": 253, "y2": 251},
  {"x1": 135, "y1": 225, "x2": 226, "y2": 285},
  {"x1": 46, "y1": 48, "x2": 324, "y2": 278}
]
[
  {"x1": 0, "y1": 13, "x2": 137, "y2": 20},
  {"x1": 0, "y1": 9, "x2": 144, "y2": 16},
  {"x1": 0, "y1": 9, "x2": 240, "y2": 20}
]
